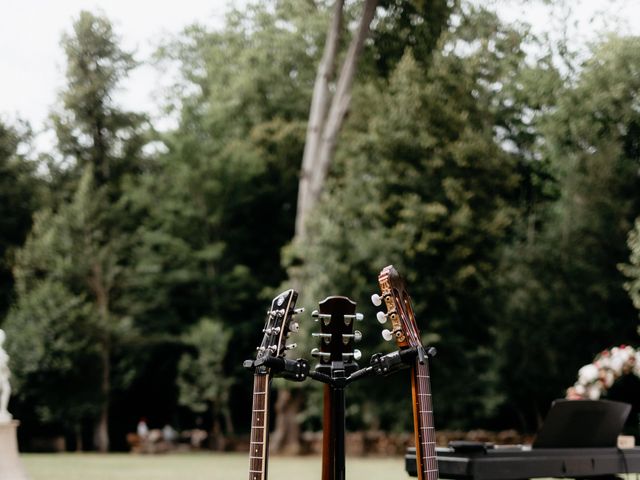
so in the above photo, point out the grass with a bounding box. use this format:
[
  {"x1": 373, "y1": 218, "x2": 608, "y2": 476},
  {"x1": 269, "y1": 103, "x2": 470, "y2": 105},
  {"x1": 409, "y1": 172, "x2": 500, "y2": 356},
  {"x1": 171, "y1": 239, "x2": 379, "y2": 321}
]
[{"x1": 22, "y1": 452, "x2": 408, "y2": 480}]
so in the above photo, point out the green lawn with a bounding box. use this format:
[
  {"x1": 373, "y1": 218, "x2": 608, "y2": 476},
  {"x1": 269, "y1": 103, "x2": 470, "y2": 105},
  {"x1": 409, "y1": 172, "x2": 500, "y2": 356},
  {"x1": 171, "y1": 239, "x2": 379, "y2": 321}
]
[{"x1": 22, "y1": 452, "x2": 408, "y2": 480}]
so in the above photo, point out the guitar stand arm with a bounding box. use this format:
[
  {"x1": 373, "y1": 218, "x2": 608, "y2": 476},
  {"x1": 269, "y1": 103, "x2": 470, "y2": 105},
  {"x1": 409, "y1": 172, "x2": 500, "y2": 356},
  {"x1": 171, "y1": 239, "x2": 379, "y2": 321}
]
[
  {"x1": 243, "y1": 356, "x2": 310, "y2": 382},
  {"x1": 309, "y1": 366, "x2": 365, "y2": 387},
  {"x1": 369, "y1": 345, "x2": 437, "y2": 376}
]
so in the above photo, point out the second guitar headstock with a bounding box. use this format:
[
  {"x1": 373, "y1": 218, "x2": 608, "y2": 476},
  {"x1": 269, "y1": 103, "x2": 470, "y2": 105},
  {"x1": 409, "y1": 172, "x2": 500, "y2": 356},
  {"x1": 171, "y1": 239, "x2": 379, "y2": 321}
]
[{"x1": 311, "y1": 296, "x2": 363, "y2": 373}]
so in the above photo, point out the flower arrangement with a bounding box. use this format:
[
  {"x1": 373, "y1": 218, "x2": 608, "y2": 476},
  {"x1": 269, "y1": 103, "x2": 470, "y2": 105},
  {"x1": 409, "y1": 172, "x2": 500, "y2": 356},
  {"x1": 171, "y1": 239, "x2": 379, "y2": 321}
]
[{"x1": 566, "y1": 345, "x2": 640, "y2": 400}]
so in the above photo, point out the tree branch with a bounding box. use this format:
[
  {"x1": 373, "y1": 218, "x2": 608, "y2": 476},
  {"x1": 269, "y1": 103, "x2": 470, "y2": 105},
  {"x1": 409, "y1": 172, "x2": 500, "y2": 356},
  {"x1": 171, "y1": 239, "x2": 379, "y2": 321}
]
[
  {"x1": 296, "y1": 0, "x2": 345, "y2": 238},
  {"x1": 309, "y1": 0, "x2": 379, "y2": 207}
]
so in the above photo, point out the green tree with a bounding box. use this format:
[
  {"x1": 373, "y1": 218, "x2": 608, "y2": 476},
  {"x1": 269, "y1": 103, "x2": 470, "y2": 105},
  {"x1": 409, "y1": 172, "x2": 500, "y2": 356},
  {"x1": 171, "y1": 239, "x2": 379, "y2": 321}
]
[
  {"x1": 621, "y1": 218, "x2": 640, "y2": 317},
  {"x1": 7, "y1": 11, "x2": 149, "y2": 452},
  {"x1": 52, "y1": 11, "x2": 147, "y2": 190},
  {"x1": 4, "y1": 279, "x2": 99, "y2": 450},
  {"x1": 299, "y1": 6, "x2": 547, "y2": 429},
  {"x1": 176, "y1": 319, "x2": 232, "y2": 450},
  {"x1": 0, "y1": 120, "x2": 42, "y2": 319},
  {"x1": 6, "y1": 168, "x2": 141, "y2": 451},
  {"x1": 496, "y1": 35, "x2": 640, "y2": 430},
  {"x1": 155, "y1": 1, "x2": 319, "y2": 450}
]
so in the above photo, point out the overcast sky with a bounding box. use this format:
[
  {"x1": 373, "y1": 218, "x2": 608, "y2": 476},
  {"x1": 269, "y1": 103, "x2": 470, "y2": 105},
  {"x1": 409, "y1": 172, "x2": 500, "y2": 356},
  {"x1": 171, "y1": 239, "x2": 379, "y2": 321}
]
[
  {"x1": 0, "y1": 0, "x2": 234, "y2": 136},
  {"x1": 1, "y1": 0, "x2": 638, "y2": 147}
]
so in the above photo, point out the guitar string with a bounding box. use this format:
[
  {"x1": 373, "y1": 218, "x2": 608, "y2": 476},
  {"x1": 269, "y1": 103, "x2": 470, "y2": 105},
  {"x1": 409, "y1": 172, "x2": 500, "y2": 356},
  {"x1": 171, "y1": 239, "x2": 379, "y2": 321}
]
[{"x1": 402, "y1": 296, "x2": 438, "y2": 480}]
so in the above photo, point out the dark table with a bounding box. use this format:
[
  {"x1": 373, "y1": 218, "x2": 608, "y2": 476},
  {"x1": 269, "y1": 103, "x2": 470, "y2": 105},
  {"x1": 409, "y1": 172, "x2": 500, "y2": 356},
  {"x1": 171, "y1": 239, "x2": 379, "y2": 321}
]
[{"x1": 405, "y1": 446, "x2": 640, "y2": 479}]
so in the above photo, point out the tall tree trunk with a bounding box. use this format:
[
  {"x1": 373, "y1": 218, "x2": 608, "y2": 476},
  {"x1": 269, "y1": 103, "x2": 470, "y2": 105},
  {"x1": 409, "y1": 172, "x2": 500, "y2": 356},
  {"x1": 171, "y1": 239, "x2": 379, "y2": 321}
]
[
  {"x1": 295, "y1": 0, "x2": 379, "y2": 237},
  {"x1": 89, "y1": 261, "x2": 111, "y2": 453},
  {"x1": 270, "y1": 389, "x2": 304, "y2": 454},
  {"x1": 75, "y1": 423, "x2": 83, "y2": 452},
  {"x1": 275, "y1": 0, "x2": 380, "y2": 455},
  {"x1": 297, "y1": 0, "x2": 344, "y2": 238},
  {"x1": 210, "y1": 409, "x2": 226, "y2": 451},
  {"x1": 221, "y1": 390, "x2": 235, "y2": 435},
  {"x1": 94, "y1": 339, "x2": 110, "y2": 452}
]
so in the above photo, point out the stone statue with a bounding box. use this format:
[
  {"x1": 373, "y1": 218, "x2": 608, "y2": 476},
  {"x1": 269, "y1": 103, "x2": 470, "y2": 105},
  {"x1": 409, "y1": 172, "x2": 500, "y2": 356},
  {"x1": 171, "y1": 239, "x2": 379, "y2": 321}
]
[{"x1": 0, "y1": 330, "x2": 11, "y2": 423}]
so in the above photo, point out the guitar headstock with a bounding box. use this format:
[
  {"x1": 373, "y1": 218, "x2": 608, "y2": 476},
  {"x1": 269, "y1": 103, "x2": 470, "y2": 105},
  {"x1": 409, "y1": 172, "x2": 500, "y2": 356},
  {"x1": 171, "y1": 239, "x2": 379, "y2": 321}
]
[
  {"x1": 372, "y1": 265, "x2": 421, "y2": 348},
  {"x1": 255, "y1": 289, "x2": 302, "y2": 366},
  {"x1": 311, "y1": 296, "x2": 363, "y2": 369}
]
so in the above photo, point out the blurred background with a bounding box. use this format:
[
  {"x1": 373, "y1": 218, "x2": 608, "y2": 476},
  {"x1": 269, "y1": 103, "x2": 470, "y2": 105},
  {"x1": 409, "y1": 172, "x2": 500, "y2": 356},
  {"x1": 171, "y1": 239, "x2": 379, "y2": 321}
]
[{"x1": 1, "y1": 0, "x2": 640, "y2": 457}]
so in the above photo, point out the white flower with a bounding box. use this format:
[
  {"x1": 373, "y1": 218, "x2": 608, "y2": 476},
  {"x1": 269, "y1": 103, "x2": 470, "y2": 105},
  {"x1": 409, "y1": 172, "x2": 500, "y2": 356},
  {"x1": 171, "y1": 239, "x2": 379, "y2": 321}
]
[
  {"x1": 578, "y1": 364, "x2": 599, "y2": 384},
  {"x1": 568, "y1": 346, "x2": 639, "y2": 401},
  {"x1": 634, "y1": 353, "x2": 640, "y2": 376},
  {"x1": 587, "y1": 385, "x2": 601, "y2": 400},
  {"x1": 603, "y1": 370, "x2": 615, "y2": 388},
  {"x1": 610, "y1": 350, "x2": 628, "y2": 373}
]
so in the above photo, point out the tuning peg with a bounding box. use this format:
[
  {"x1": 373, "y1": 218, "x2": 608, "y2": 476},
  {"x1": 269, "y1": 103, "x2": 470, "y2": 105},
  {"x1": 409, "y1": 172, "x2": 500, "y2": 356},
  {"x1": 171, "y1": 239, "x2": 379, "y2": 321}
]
[
  {"x1": 289, "y1": 321, "x2": 300, "y2": 333},
  {"x1": 264, "y1": 326, "x2": 281, "y2": 335},
  {"x1": 341, "y1": 330, "x2": 362, "y2": 345},
  {"x1": 311, "y1": 310, "x2": 332, "y2": 324},
  {"x1": 371, "y1": 293, "x2": 383, "y2": 306},
  {"x1": 427, "y1": 346, "x2": 437, "y2": 357},
  {"x1": 311, "y1": 348, "x2": 330, "y2": 358},
  {"x1": 376, "y1": 311, "x2": 388, "y2": 324},
  {"x1": 343, "y1": 312, "x2": 363, "y2": 325},
  {"x1": 312, "y1": 332, "x2": 332, "y2": 344},
  {"x1": 293, "y1": 308, "x2": 305, "y2": 315},
  {"x1": 382, "y1": 329, "x2": 394, "y2": 341},
  {"x1": 285, "y1": 343, "x2": 297, "y2": 350}
]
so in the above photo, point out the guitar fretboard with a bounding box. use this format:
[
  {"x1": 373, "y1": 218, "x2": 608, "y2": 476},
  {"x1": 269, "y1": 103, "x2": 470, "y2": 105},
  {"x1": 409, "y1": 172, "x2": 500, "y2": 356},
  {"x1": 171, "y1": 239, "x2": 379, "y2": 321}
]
[
  {"x1": 249, "y1": 373, "x2": 270, "y2": 480},
  {"x1": 413, "y1": 360, "x2": 438, "y2": 480}
]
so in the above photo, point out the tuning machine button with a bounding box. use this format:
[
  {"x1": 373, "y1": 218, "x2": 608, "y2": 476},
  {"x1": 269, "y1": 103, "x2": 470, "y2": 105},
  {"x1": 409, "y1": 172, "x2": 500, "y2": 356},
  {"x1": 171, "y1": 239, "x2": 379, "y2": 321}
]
[
  {"x1": 381, "y1": 329, "x2": 394, "y2": 341},
  {"x1": 354, "y1": 330, "x2": 362, "y2": 343},
  {"x1": 293, "y1": 308, "x2": 305, "y2": 315},
  {"x1": 376, "y1": 311, "x2": 388, "y2": 324},
  {"x1": 289, "y1": 321, "x2": 300, "y2": 333},
  {"x1": 285, "y1": 343, "x2": 297, "y2": 350},
  {"x1": 342, "y1": 349, "x2": 362, "y2": 361},
  {"x1": 371, "y1": 293, "x2": 382, "y2": 307}
]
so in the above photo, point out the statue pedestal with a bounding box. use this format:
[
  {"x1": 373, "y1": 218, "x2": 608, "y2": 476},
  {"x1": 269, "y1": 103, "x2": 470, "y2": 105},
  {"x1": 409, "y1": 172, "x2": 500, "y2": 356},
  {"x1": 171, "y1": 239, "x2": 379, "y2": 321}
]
[{"x1": 0, "y1": 421, "x2": 29, "y2": 480}]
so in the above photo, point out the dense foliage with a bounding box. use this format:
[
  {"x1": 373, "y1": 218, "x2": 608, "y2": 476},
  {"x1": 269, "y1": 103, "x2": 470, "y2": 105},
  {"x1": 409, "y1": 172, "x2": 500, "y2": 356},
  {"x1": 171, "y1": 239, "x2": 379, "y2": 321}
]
[{"x1": 0, "y1": 0, "x2": 638, "y2": 450}]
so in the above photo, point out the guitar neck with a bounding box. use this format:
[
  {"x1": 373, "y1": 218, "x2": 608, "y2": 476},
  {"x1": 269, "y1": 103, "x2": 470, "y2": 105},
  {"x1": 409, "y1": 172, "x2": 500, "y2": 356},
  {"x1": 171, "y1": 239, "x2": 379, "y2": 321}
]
[
  {"x1": 321, "y1": 384, "x2": 334, "y2": 480},
  {"x1": 411, "y1": 360, "x2": 438, "y2": 480},
  {"x1": 249, "y1": 372, "x2": 271, "y2": 480}
]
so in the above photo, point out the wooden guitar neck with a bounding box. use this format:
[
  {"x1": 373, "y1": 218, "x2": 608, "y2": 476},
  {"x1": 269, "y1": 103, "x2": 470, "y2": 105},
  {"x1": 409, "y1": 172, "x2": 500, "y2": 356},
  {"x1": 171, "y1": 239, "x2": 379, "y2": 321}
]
[
  {"x1": 411, "y1": 360, "x2": 438, "y2": 480},
  {"x1": 321, "y1": 384, "x2": 334, "y2": 480},
  {"x1": 249, "y1": 373, "x2": 270, "y2": 480}
]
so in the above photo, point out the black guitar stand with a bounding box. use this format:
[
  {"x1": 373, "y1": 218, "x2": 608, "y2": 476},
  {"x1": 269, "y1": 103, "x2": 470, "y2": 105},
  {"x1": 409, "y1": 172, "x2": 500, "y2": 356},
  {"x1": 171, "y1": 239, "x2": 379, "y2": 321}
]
[
  {"x1": 304, "y1": 345, "x2": 436, "y2": 480},
  {"x1": 243, "y1": 345, "x2": 436, "y2": 480}
]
